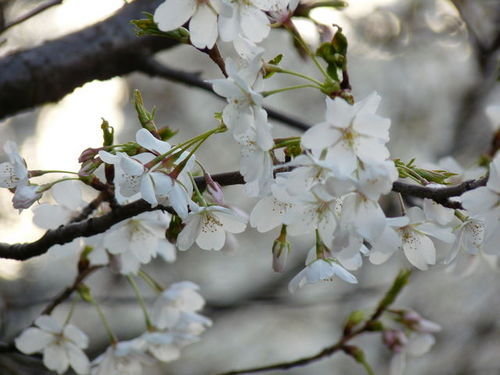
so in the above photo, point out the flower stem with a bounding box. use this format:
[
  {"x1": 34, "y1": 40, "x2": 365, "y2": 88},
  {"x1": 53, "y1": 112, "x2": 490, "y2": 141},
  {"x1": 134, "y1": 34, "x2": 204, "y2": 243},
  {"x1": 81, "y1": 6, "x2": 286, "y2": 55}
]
[
  {"x1": 127, "y1": 275, "x2": 153, "y2": 330},
  {"x1": 89, "y1": 295, "x2": 118, "y2": 344},
  {"x1": 261, "y1": 84, "x2": 322, "y2": 97},
  {"x1": 285, "y1": 22, "x2": 331, "y2": 81},
  {"x1": 269, "y1": 67, "x2": 323, "y2": 86},
  {"x1": 138, "y1": 270, "x2": 164, "y2": 293}
]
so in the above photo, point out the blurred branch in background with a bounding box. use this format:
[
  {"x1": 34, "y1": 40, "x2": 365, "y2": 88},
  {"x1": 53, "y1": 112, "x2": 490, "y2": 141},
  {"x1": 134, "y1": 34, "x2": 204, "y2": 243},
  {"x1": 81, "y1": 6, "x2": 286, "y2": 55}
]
[{"x1": 0, "y1": 0, "x2": 63, "y2": 35}]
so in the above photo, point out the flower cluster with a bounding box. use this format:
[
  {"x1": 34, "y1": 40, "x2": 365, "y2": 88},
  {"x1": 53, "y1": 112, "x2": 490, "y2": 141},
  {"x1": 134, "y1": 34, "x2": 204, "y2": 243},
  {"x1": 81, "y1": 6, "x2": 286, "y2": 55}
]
[{"x1": 14, "y1": 282, "x2": 211, "y2": 375}]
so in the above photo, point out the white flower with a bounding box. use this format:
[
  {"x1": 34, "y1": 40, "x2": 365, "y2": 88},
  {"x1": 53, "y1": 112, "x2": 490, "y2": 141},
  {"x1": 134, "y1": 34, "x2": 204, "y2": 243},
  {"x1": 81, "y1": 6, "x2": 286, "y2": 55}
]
[
  {"x1": 250, "y1": 179, "x2": 294, "y2": 232},
  {"x1": 209, "y1": 56, "x2": 273, "y2": 151},
  {"x1": 219, "y1": 0, "x2": 279, "y2": 43},
  {"x1": 399, "y1": 207, "x2": 455, "y2": 270},
  {"x1": 15, "y1": 315, "x2": 90, "y2": 374},
  {"x1": 151, "y1": 281, "x2": 206, "y2": 330},
  {"x1": 289, "y1": 254, "x2": 357, "y2": 292},
  {"x1": 238, "y1": 128, "x2": 274, "y2": 197},
  {"x1": 423, "y1": 198, "x2": 454, "y2": 226},
  {"x1": 12, "y1": 181, "x2": 42, "y2": 210},
  {"x1": 33, "y1": 180, "x2": 87, "y2": 229},
  {"x1": 177, "y1": 203, "x2": 247, "y2": 251},
  {"x1": 340, "y1": 192, "x2": 387, "y2": 243},
  {"x1": 283, "y1": 186, "x2": 340, "y2": 244},
  {"x1": 460, "y1": 154, "x2": 500, "y2": 218},
  {"x1": 101, "y1": 211, "x2": 176, "y2": 274},
  {"x1": 486, "y1": 104, "x2": 500, "y2": 131},
  {"x1": 369, "y1": 207, "x2": 455, "y2": 270},
  {"x1": 99, "y1": 129, "x2": 191, "y2": 217},
  {"x1": 154, "y1": 0, "x2": 229, "y2": 49},
  {"x1": 445, "y1": 216, "x2": 485, "y2": 263},
  {"x1": 91, "y1": 340, "x2": 151, "y2": 375},
  {"x1": 0, "y1": 141, "x2": 28, "y2": 189},
  {"x1": 301, "y1": 92, "x2": 391, "y2": 178}
]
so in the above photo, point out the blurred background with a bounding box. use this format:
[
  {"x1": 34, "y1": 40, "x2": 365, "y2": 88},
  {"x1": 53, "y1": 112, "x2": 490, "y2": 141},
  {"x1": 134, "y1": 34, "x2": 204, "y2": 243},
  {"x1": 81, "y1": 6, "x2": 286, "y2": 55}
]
[{"x1": 0, "y1": 0, "x2": 499, "y2": 374}]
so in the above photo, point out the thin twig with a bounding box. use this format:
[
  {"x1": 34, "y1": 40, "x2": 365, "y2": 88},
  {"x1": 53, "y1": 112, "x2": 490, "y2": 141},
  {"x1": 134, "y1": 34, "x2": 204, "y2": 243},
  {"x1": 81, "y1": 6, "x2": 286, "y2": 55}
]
[
  {"x1": 217, "y1": 270, "x2": 411, "y2": 375},
  {"x1": 40, "y1": 265, "x2": 101, "y2": 316},
  {"x1": 139, "y1": 57, "x2": 311, "y2": 132},
  {"x1": 0, "y1": 0, "x2": 63, "y2": 35}
]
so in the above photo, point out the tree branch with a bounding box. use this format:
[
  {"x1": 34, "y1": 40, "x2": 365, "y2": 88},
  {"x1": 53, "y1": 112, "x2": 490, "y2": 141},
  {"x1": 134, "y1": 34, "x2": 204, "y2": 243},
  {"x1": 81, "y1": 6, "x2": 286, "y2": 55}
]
[
  {"x1": 0, "y1": 169, "x2": 486, "y2": 261},
  {"x1": 139, "y1": 57, "x2": 312, "y2": 131},
  {"x1": 0, "y1": 0, "x2": 63, "y2": 35},
  {"x1": 217, "y1": 270, "x2": 411, "y2": 375},
  {"x1": 0, "y1": 0, "x2": 177, "y2": 120}
]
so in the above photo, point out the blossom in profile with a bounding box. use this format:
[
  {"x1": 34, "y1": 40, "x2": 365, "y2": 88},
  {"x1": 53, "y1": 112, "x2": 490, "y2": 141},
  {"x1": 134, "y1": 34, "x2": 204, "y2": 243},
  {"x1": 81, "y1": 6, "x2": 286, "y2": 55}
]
[
  {"x1": 289, "y1": 253, "x2": 357, "y2": 293},
  {"x1": 15, "y1": 315, "x2": 90, "y2": 374}
]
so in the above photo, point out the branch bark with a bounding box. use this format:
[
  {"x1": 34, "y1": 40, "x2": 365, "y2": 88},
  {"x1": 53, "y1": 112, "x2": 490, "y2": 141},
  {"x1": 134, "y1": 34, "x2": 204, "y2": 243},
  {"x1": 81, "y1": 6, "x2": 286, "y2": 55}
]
[{"x1": 0, "y1": 0, "x2": 175, "y2": 120}]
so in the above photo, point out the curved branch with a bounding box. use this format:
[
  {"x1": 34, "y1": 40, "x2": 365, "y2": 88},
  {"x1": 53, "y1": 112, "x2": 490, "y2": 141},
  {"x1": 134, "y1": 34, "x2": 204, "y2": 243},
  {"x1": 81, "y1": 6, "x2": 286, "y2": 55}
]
[{"x1": 0, "y1": 169, "x2": 486, "y2": 261}]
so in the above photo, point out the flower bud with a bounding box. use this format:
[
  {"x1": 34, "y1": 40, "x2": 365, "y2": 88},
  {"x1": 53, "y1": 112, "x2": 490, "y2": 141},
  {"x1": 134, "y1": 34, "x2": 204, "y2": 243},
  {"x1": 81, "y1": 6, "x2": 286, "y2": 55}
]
[
  {"x1": 401, "y1": 310, "x2": 442, "y2": 334},
  {"x1": 272, "y1": 225, "x2": 290, "y2": 272},
  {"x1": 383, "y1": 329, "x2": 408, "y2": 353},
  {"x1": 205, "y1": 172, "x2": 224, "y2": 205}
]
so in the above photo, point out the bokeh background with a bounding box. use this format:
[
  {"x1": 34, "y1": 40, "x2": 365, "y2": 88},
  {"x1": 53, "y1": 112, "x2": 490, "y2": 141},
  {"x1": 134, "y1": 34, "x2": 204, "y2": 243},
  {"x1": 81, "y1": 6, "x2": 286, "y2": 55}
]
[{"x1": 0, "y1": 0, "x2": 499, "y2": 374}]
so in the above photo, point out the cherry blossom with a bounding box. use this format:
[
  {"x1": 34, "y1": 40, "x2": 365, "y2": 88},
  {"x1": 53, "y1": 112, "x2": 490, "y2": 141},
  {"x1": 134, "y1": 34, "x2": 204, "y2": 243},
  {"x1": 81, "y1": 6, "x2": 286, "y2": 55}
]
[
  {"x1": 15, "y1": 315, "x2": 90, "y2": 375},
  {"x1": 91, "y1": 339, "x2": 151, "y2": 375},
  {"x1": 0, "y1": 141, "x2": 28, "y2": 189},
  {"x1": 209, "y1": 55, "x2": 273, "y2": 151},
  {"x1": 154, "y1": 0, "x2": 229, "y2": 49},
  {"x1": 100, "y1": 211, "x2": 176, "y2": 274},
  {"x1": 289, "y1": 251, "x2": 358, "y2": 292},
  {"x1": 218, "y1": 0, "x2": 281, "y2": 44},
  {"x1": 301, "y1": 92, "x2": 391, "y2": 178},
  {"x1": 151, "y1": 281, "x2": 206, "y2": 330},
  {"x1": 177, "y1": 202, "x2": 247, "y2": 251}
]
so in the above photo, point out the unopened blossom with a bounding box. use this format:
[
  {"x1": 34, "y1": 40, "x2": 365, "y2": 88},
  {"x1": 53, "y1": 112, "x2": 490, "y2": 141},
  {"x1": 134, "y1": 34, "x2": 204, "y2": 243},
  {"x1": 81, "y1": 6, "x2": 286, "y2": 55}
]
[
  {"x1": 177, "y1": 203, "x2": 247, "y2": 251},
  {"x1": 209, "y1": 55, "x2": 273, "y2": 151},
  {"x1": 154, "y1": 0, "x2": 230, "y2": 49},
  {"x1": 151, "y1": 281, "x2": 206, "y2": 330},
  {"x1": 301, "y1": 92, "x2": 391, "y2": 178},
  {"x1": 387, "y1": 311, "x2": 441, "y2": 375},
  {"x1": 289, "y1": 254, "x2": 358, "y2": 292},
  {"x1": 15, "y1": 315, "x2": 90, "y2": 374},
  {"x1": 101, "y1": 211, "x2": 176, "y2": 274},
  {"x1": 219, "y1": 0, "x2": 281, "y2": 43}
]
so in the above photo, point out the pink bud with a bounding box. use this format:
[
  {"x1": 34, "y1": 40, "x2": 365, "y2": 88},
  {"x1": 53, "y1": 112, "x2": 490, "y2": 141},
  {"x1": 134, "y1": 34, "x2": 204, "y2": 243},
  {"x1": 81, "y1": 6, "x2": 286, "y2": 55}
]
[
  {"x1": 205, "y1": 172, "x2": 224, "y2": 205},
  {"x1": 383, "y1": 329, "x2": 408, "y2": 353}
]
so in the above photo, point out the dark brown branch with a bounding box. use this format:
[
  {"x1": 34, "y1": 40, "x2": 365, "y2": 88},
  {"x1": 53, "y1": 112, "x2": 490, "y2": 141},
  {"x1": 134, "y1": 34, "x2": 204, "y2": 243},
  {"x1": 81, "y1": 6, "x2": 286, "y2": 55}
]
[
  {"x1": 392, "y1": 175, "x2": 487, "y2": 209},
  {"x1": 139, "y1": 57, "x2": 312, "y2": 132},
  {"x1": 0, "y1": 0, "x2": 63, "y2": 35},
  {"x1": 40, "y1": 265, "x2": 101, "y2": 316},
  {"x1": 0, "y1": 0, "x2": 177, "y2": 120},
  {"x1": 0, "y1": 169, "x2": 487, "y2": 261}
]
